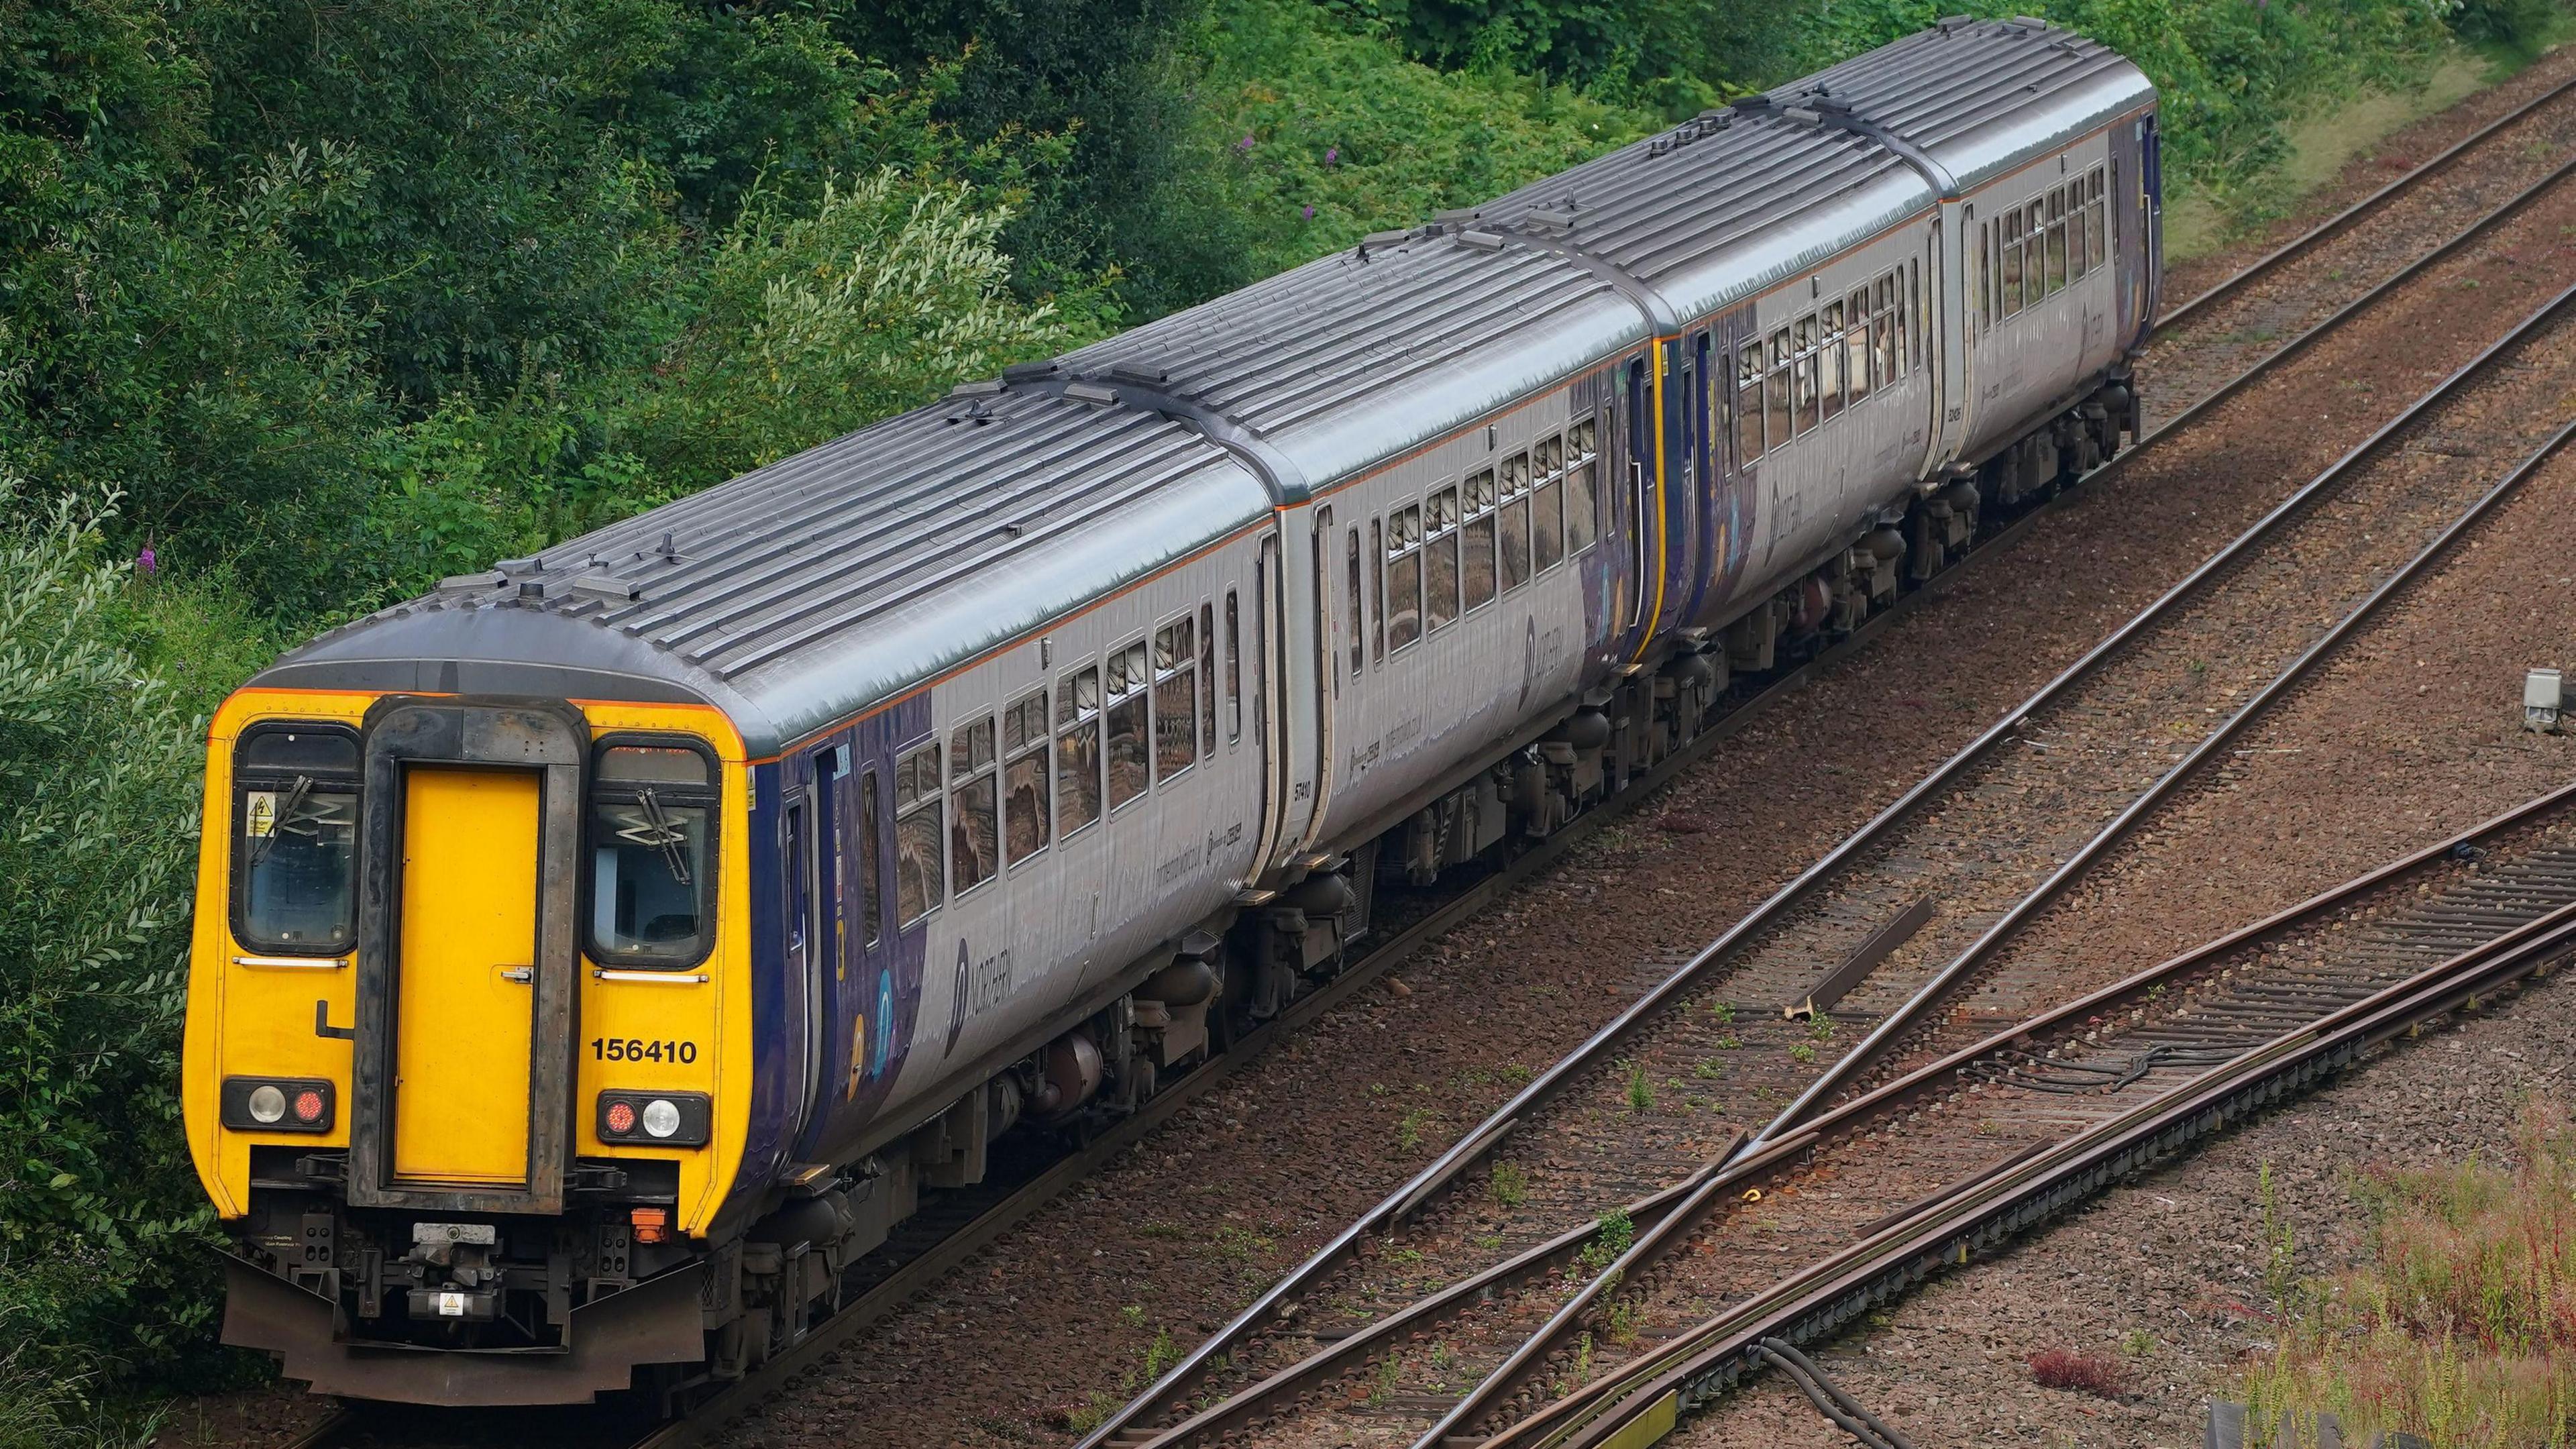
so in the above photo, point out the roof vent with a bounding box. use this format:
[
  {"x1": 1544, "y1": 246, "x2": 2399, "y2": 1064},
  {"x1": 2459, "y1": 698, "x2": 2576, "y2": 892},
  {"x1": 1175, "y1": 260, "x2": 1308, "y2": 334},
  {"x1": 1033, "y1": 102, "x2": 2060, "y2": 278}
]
[
  {"x1": 1361, "y1": 228, "x2": 1411, "y2": 247},
  {"x1": 1456, "y1": 229, "x2": 1505, "y2": 252},
  {"x1": 1063, "y1": 380, "x2": 1118, "y2": 407},
  {"x1": 1782, "y1": 106, "x2": 1822, "y2": 125},
  {"x1": 1524, "y1": 207, "x2": 1576, "y2": 233},
  {"x1": 947, "y1": 397, "x2": 998, "y2": 427},
  {"x1": 1002, "y1": 360, "x2": 1062, "y2": 382},
  {"x1": 437, "y1": 572, "x2": 501, "y2": 592},
  {"x1": 1433, "y1": 207, "x2": 1483, "y2": 225},
  {"x1": 517, "y1": 580, "x2": 545, "y2": 600},
  {"x1": 570, "y1": 574, "x2": 639, "y2": 606},
  {"x1": 657, "y1": 531, "x2": 684, "y2": 563},
  {"x1": 949, "y1": 378, "x2": 1004, "y2": 397}
]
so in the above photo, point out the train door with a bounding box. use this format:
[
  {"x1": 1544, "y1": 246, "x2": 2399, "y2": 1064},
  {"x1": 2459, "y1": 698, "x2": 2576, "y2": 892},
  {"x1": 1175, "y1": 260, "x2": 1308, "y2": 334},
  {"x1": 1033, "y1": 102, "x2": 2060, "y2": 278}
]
[
  {"x1": 1619, "y1": 354, "x2": 1652, "y2": 647},
  {"x1": 1308, "y1": 504, "x2": 1341, "y2": 828},
  {"x1": 846, "y1": 762, "x2": 894, "y2": 1095},
  {"x1": 1701, "y1": 306, "x2": 1759, "y2": 620},
  {"x1": 783, "y1": 782, "x2": 825, "y2": 1148}
]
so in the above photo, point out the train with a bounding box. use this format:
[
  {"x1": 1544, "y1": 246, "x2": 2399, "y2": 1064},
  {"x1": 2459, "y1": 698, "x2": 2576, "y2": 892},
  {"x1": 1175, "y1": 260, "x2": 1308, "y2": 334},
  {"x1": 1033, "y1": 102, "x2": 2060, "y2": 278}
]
[{"x1": 181, "y1": 17, "x2": 2160, "y2": 1407}]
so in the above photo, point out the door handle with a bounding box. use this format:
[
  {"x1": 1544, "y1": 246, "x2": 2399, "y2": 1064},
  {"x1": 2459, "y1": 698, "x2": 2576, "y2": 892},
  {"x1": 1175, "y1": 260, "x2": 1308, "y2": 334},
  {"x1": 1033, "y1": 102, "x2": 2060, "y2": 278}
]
[{"x1": 499, "y1": 967, "x2": 533, "y2": 983}]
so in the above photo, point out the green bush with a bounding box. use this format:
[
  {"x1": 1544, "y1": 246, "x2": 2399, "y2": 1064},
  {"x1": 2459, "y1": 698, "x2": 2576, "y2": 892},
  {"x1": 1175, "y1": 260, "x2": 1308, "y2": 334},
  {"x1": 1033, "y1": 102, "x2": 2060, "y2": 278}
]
[{"x1": 0, "y1": 484, "x2": 224, "y2": 1384}]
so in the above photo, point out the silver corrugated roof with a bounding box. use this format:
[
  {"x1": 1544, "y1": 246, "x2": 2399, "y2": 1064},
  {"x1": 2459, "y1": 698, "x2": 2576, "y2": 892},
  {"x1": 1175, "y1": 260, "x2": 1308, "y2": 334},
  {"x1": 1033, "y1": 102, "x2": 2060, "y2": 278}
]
[{"x1": 257, "y1": 19, "x2": 2151, "y2": 755}]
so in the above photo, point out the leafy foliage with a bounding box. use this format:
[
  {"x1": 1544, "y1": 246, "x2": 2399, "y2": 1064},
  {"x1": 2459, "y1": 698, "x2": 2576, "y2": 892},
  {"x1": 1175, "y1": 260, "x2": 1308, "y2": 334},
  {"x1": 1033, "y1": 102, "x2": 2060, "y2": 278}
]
[{"x1": 0, "y1": 484, "x2": 222, "y2": 1383}]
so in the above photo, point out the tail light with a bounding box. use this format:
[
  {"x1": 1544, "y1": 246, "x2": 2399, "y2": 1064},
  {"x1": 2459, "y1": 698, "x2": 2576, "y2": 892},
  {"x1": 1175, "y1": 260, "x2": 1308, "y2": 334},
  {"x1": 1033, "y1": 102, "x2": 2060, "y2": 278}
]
[
  {"x1": 221, "y1": 1077, "x2": 335, "y2": 1132},
  {"x1": 595, "y1": 1090, "x2": 710, "y2": 1147}
]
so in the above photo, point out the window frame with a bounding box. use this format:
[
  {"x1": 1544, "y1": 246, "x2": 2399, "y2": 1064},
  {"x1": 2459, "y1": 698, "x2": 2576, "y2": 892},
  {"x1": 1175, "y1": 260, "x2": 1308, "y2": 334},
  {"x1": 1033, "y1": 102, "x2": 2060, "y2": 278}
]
[
  {"x1": 1152, "y1": 615, "x2": 1199, "y2": 784},
  {"x1": 1424, "y1": 484, "x2": 1463, "y2": 632},
  {"x1": 947, "y1": 715, "x2": 1000, "y2": 898},
  {"x1": 1385, "y1": 501, "x2": 1426, "y2": 652},
  {"x1": 581, "y1": 731, "x2": 723, "y2": 970},
  {"x1": 892, "y1": 736, "x2": 946, "y2": 924},
  {"x1": 1105, "y1": 637, "x2": 1152, "y2": 810},
  {"x1": 1002, "y1": 687, "x2": 1050, "y2": 869},
  {"x1": 229, "y1": 720, "x2": 366, "y2": 958},
  {"x1": 1056, "y1": 663, "x2": 1106, "y2": 839},
  {"x1": 1564, "y1": 415, "x2": 1601, "y2": 554},
  {"x1": 1460, "y1": 466, "x2": 1500, "y2": 612},
  {"x1": 1532, "y1": 432, "x2": 1568, "y2": 570}
]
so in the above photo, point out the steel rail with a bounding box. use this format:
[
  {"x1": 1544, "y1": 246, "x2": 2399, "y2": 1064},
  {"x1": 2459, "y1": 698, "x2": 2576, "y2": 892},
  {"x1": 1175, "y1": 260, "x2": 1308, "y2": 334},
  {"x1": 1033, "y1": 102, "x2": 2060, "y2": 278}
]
[
  {"x1": 1077, "y1": 105, "x2": 2576, "y2": 1449},
  {"x1": 2151, "y1": 70, "x2": 2576, "y2": 337},
  {"x1": 1415, "y1": 301, "x2": 2576, "y2": 1449},
  {"x1": 1744, "y1": 274, "x2": 2576, "y2": 1157},
  {"x1": 1518, "y1": 891, "x2": 2576, "y2": 1449}
]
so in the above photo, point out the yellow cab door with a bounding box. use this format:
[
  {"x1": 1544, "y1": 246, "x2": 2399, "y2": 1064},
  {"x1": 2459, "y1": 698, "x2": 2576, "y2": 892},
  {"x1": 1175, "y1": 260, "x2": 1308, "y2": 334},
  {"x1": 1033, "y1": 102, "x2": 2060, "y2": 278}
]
[{"x1": 392, "y1": 765, "x2": 542, "y2": 1185}]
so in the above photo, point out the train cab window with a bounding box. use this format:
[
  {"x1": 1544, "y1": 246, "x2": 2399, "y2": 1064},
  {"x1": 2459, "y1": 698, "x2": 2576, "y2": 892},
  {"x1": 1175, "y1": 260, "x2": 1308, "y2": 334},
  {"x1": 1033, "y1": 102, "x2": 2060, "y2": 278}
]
[
  {"x1": 1818, "y1": 303, "x2": 1845, "y2": 423},
  {"x1": 1153, "y1": 618, "x2": 1197, "y2": 782},
  {"x1": 1223, "y1": 593, "x2": 1243, "y2": 741},
  {"x1": 1499, "y1": 451, "x2": 1532, "y2": 591},
  {"x1": 1199, "y1": 602, "x2": 1218, "y2": 747},
  {"x1": 1106, "y1": 640, "x2": 1150, "y2": 807},
  {"x1": 1735, "y1": 343, "x2": 1764, "y2": 462},
  {"x1": 1532, "y1": 435, "x2": 1566, "y2": 570},
  {"x1": 232, "y1": 725, "x2": 360, "y2": 954},
  {"x1": 584, "y1": 741, "x2": 716, "y2": 965},
  {"x1": 1565, "y1": 417, "x2": 1599, "y2": 553},
  {"x1": 1462, "y1": 468, "x2": 1498, "y2": 611},
  {"x1": 857, "y1": 769, "x2": 883, "y2": 945},
  {"x1": 894, "y1": 741, "x2": 944, "y2": 923},
  {"x1": 1845, "y1": 290, "x2": 1873, "y2": 407},
  {"x1": 1057, "y1": 665, "x2": 1104, "y2": 837},
  {"x1": 1386, "y1": 503, "x2": 1424, "y2": 650},
  {"x1": 1345, "y1": 530, "x2": 1364, "y2": 678},
  {"x1": 1424, "y1": 486, "x2": 1461, "y2": 631},
  {"x1": 1003, "y1": 690, "x2": 1049, "y2": 865},
  {"x1": 949, "y1": 718, "x2": 999, "y2": 895}
]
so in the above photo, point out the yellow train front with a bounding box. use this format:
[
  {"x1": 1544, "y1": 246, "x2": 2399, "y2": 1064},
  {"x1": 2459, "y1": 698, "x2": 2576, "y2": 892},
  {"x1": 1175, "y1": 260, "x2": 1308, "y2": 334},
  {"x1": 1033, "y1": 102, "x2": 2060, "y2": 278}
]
[{"x1": 182, "y1": 684, "x2": 757, "y2": 1403}]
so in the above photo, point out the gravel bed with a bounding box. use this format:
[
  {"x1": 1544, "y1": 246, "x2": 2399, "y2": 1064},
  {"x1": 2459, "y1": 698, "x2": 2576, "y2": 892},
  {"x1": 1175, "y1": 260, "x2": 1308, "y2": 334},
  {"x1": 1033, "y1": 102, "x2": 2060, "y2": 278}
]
[{"x1": 699, "y1": 65, "x2": 2576, "y2": 1449}]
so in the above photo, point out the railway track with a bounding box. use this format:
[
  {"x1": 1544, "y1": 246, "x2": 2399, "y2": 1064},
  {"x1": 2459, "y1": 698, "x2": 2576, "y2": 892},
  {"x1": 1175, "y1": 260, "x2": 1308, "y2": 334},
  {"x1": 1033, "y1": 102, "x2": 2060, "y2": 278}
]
[
  {"x1": 1078, "y1": 217, "x2": 2576, "y2": 1449},
  {"x1": 267, "y1": 64, "x2": 2576, "y2": 1449}
]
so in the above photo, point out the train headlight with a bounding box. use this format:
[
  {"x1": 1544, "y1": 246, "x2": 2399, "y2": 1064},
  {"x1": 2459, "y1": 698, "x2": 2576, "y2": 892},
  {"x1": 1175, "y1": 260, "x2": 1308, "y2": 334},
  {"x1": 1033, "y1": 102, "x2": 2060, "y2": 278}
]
[
  {"x1": 641, "y1": 1099, "x2": 681, "y2": 1139},
  {"x1": 221, "y1": 1077, "x2": 334, "y2": 1133},
  {"x1": 594, "y1": 1090, "x2": 710, "y2": 1147}
]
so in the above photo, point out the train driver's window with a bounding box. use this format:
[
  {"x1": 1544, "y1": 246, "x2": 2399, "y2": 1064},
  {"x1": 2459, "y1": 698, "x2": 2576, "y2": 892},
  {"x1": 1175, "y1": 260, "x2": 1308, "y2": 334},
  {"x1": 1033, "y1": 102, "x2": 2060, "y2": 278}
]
[
  {"x1": 586, "y1": 740, "x2": 718, "y2": 966},
  {"x1": 1565, "y1": 416, "x2": 1599, "y2": 553},
  {"x1": 1462, "y1": 468, "x2": 1498, "y2": 611},
  {"x1": 1499, "y1": 451, "x2": 1532, "y2": 592},
  {"x1": 1199, "y1": 602, "x2": 1218, "y2": 748},
  {"x1": 1735, "y1": 343, "x2": 1764, "y2": 462},
  {"x1": 1106, "y1": 640, "x2": 1150, "y2": 808},
  {"x1": 1845, "y1": 290, "x2": 1873, "y2": 407},
  {"x1": 1425, "y1": 486, "x2": 1462, "y2": 632},
  {"x1": 1386, "y1": 503, "x2": 1424, "y2": 649},
  {"x1": 1532, "y1": 435, "x2": 1566, "y2": 570},
  {"x1": 1003, "y1": 689, "x2": 1049, "y2": 866},
  {"x1": 1057, "y1": 665, "x2": 1104, "y2": 836},
  {"x1": 1819, "y1": 303, "x2": 1845, "y2": 423},
  {"x1": 1224, "y1": 592, "x2": 1244, "y2": 741},
  {"x1": 893, "y1": 741, "x2": 943, "y2": 924},
  {"x1": 1153, "y1": 617, "x2": 1197, "y2": 782},
  {"x1": 949, "y1": 716, "x2": 998, "y2": 896},
  {"x1": 857, "y1": 769, "x2": 883, "y2": 945},
  {"x1": 232, "y1": 724, "x2": 362, "y2": 955}
]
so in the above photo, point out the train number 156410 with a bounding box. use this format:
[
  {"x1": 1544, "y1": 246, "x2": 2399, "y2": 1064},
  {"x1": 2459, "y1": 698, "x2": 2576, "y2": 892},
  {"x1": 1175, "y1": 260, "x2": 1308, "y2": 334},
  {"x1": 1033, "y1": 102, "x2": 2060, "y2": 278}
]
[{"x1": 590, "y1": 1037, "x2": 698, "y2": 1063}]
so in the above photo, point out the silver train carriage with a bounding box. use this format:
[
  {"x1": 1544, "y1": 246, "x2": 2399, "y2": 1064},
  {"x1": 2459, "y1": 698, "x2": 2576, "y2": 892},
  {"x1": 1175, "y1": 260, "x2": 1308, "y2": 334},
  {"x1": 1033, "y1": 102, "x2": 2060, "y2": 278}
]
[{"x1": 184, "y1": 17, "x2": 2159, "y2": 1405}]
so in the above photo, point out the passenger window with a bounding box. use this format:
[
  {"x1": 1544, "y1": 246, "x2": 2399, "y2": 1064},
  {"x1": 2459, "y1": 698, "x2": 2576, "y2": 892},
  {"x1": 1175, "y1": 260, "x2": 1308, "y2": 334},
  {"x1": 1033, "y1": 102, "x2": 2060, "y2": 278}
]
[
  {"x1": 1976, "y1": 221, "x2": 1990, "y2": 331},
  {"x1": 893, "y1": 741, "x2": 943, "y2": 924},
  {"x1": 1873, "y1": 279, "x2": 1896, "y2": 388},
  {"x1": 1819, "y1": 303, "x2": 1845, "y2": 423},
  {"x1": 2089, "y1": 168, "x2": 2108, "y2": 268},
  {"x1": 1900, "y1": 266, "x2": 1919, "y2": 374},
  {"x1": 1736, "y1": 343, "x2": 1764, "y2": 462},
  {"x1": 1057, "y1": 665, "x2": 1104, "y2": 836},
  {"x1": 1199, "y1": 602, "x2": 1217, "y2": 747},
  {"x1": 1462, "y1": 468, "x2": 1498, "y2": 610},
  {"x1": 857, "y1": 769, "x2": 883, "y2": 945},
  {"x1": 1499, "y1": 452, "x2": 1532, "y2": 592},
  {"x1": 1346, "y1": 530, "x2": 1364, "y2": 677},
  {"x1": 1792, "y1": 315, "x2": 1821, "y2": 433},
  {"x1": 1565, "y1": 417, "x2": 1599, "y2": 553},
  {"x1": 1106, "y1": 640, "x2": 1149, "y2": 808},
  {"x1": 2023, "y1": 202, "x2": 2044, "y2": 309},
  {"x1": 1223, "y1": 593, "x2": 1243, "y2": 741},
  {"x1": 1369, "y1": 521, "x2": 1386, "y2": 661},
  {"x1": 2068, "y1": 199, "x2": 2088, "y2": 282},
  {"x1": 2000, "y1": 212, "x2": 2023, "y2": 319},
  {"x1": 1154, "y1": 618, "x2": 1197, "y2": 782},
  {"x1": 2047, "y1": 189, "x2": 2068, "y2": 293},
  {"x1": 1386, "y1": 503, "x2": 1425, "y2": 649},
  {"x1": 1845, "y1": 290, "x2": 1872, "y2": 406},
  {"x1": 949, "y1": 716, "x2": 998, "y2": 896},
  {"x1": 233, "y1": 726, "x2": 362, "y2": 955},
  {"x1": 586, "y1": 741, "x2": 718, "y2": 967},
  {"x1": 1003, "y1": 690, "x2": 1049, "y2": 866},
  {"x1": 1766, "y1": 329, "x2": 1793, "y2": 443},
  {"x1": 1532, "y1": 435, "x2": 1566, "y2": 570},
  {"x1": 1425, "y1": 485, "x2": 1462, "y2": 631}
]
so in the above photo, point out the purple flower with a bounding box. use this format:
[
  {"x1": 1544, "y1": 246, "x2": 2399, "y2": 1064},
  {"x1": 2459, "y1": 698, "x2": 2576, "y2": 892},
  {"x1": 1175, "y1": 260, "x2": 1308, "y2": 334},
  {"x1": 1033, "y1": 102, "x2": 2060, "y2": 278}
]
[
  {"x1": 1324, "y1": 146, "x2": 1339, "y2": 166},
  {"x1": 136, "y1": 544, "x2": 157, "y2": 577},
  {"x1": 1302, "y1": 205, "x2": 1315, "y2": 219},
  {"x1": 1237, "y1": 133, "x2": 1255, "y2": 152}
]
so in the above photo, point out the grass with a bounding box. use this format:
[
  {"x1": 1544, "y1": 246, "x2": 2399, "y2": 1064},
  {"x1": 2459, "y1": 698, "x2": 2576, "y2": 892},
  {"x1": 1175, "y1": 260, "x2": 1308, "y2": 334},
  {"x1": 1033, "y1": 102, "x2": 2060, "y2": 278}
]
[
  {"x1": 2239, "y1": 1099, "x2": 2576, "y2": 1446},
  {"x1": 1623, "y1": 1059, "x2": 1654, "y2": 1112},
  {"x1": 1491, "y1": 1159, "x2": 1528, "y2": 1208},
  {"x1": 2029, "y1": 1348, "x2": 2129, "y2": 1399},
  {"x1": 0, "y1": 1353, "x2": 155, "y2": 1449}
]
